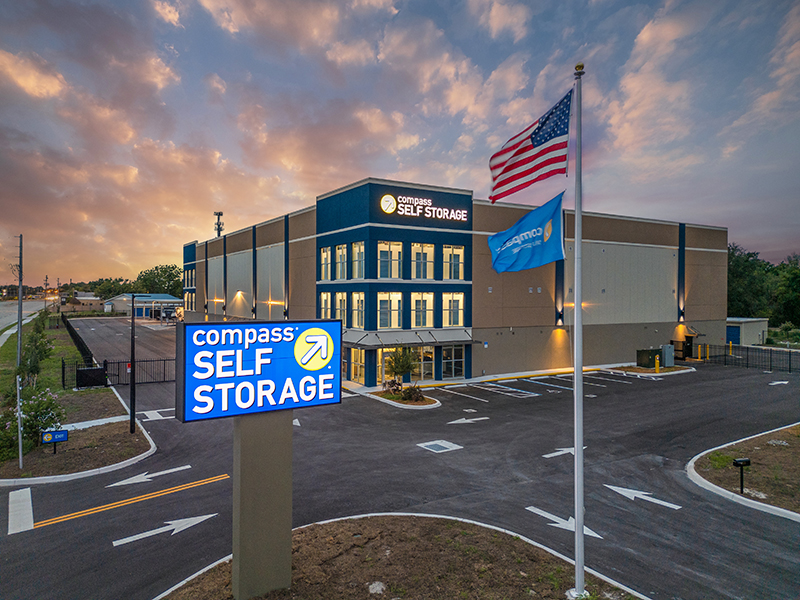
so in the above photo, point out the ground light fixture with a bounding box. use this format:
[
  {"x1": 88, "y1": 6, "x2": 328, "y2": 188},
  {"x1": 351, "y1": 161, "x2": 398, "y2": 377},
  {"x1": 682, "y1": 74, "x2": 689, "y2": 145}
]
[{"x1": 733, "y1": 457, "x2": 750, "y2": 494}]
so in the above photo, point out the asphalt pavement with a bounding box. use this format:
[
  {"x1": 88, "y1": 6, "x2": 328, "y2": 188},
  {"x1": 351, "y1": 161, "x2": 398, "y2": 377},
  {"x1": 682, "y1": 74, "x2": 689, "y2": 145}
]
[{"x1": 1, "y1": 320, "x2": 798, "y2": 600}]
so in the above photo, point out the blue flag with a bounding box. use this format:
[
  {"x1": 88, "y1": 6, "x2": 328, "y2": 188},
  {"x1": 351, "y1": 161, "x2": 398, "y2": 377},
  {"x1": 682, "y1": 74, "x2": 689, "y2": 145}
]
[{"x1": 488, "y1": 192, "x2": 565, "y2": 273}]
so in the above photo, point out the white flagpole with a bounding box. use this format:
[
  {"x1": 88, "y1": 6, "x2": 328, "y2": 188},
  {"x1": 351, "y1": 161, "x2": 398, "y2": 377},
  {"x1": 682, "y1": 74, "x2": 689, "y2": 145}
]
[{"x1": 569, "y1": 62, "x2": 586, "y2": 599}]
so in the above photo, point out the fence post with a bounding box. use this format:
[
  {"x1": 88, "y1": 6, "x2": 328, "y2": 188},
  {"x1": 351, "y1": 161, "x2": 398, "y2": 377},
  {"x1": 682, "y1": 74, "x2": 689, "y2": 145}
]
[
  {"x1": 769, "y1": 348, "x2": 772, "y2": 372},
  {"x1": 103, "y1": 359, "x2": 108, "y2": 387},
  {"x1": 62, "y1": 358, "x2": 65, "y2": 390}
]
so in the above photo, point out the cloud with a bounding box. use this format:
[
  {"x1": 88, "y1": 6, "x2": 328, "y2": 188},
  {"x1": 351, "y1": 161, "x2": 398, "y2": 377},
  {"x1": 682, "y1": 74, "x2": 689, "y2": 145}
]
[
  {"x1": 325, "y1": 39, "x2": 376, "y2": 66},
  {"x1": 152, "y1": 0, "x2": 182, "y2": 27},
  {"x1": 350, "y1": 0, "x2": 397, "y2": 14},
  {"x1": 467, "y1": 0, "x2": 530, "y2": 43},
  {"x1": 196, "y1": 0, "x2": 342, "y2": 50},
  {"x1": 57, "y1": 91, "x2": 138, "y2": 148},
  {"x1": 204, "y1": 72, "x2": 227, "y2": 104},
  {"x1": 599, "y1": 6, "x2": 712, "y2": 179},
  {"x1": 0, "y1": 50, "x2": 67, "y2": 98}
]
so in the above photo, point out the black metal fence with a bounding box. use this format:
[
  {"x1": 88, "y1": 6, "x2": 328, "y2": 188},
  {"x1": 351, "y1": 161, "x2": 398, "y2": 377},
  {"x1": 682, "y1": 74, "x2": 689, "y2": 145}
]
[
  {"x1": 702, "y1": 344, "x2": 796, "y2": 373},
  {"x1": 62, "y1": 358, "x2": 176, "y2": 388},
  {"x1": 61, "y1": 313, "x2": 94, "y2": 364}
]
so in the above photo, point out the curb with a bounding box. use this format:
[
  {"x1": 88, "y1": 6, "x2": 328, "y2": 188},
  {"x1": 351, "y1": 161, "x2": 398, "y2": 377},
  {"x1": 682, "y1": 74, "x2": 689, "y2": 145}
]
[
  {"x1": 152, "y1": 512, "x2": 651, "y2": 600},
  {"x1": 686, "y1": 421, "x2": 800, "y2": 523},
  {"x1": 361, "y1": 391, "x2": 441, "y2": 410}
]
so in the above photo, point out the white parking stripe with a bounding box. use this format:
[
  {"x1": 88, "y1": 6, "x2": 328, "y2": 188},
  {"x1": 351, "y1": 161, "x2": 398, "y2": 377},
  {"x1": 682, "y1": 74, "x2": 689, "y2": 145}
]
[
  {"x1": 8, "y1": 488, "x2": 33, "y2": 535},
  {"x1": 439, "y1": 387, "x2": 489, "y2": 402}
]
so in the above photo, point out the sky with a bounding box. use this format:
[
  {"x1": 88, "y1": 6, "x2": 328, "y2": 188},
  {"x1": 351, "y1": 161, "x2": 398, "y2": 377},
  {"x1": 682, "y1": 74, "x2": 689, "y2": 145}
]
[{"x1": 0, "y1": 0, "x2": 798, "y2": 287}]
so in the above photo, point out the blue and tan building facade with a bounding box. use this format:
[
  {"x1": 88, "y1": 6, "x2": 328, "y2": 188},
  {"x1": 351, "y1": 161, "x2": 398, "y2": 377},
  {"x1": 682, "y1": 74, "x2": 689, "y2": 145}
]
[{"x1": 182, "y1": 178, "x2": 728, "y2": 387}]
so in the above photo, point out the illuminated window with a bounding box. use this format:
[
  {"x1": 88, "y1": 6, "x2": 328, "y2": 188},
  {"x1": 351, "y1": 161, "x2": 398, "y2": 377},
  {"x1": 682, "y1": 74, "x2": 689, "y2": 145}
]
[
  {"x1": 411, "y1": 346, "x2": 434, "y2": 381},
  {"x1": 335, "y1": 245, "x2": 347, "y2": 279},
  {"x1": 411, "y1": 292, "x2": 434, "y2": 328},
  {"x1": 334, "y1": 292, "x2": 347, "y2": 321},
  {"x1": 443, "y1": 245, "x2": 464, "y2": 280},
  {"x1": 377, "y1": 292, "x2": 402, "y2": 329},
  {"x1": 320, "y1": 247, "x2": 331, "y2": 281},
  {"x1": 442, "y1": 345, "x2": 464, "y2": 379},
  {"x1": 351, "y1": 241, "x2": 365, "y2": 279},
  {"x1": 378, "y1": 241, "x2": 402, "y2": 279},
  {"x1": 351, "y1": 292, "x2": 364, "y2": 328},
  {"x1": 442, "y1": 292, "x2": 464, "y2": 327},
  {"x1": 319, "y1": 292, "x2": 331, "y2": 319},
  {"x1": 412, "y1": 243, "x2": 434, "y2": 279}
]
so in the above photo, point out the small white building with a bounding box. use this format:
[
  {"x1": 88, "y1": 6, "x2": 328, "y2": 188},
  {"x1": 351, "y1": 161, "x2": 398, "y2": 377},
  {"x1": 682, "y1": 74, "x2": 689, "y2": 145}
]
[
  {"x1": 726, "y1": 317, "x2": 769, "y2": 345},
  {"x1": 104, "y1": 293, "x2": 183, "y2": 318}
]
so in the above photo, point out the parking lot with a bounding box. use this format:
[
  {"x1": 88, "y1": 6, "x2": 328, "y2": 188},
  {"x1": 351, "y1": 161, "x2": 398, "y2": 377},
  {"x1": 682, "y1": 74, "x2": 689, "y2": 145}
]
[{"x1": 3, "y1": 318, "x2": 799, "y2": 599}]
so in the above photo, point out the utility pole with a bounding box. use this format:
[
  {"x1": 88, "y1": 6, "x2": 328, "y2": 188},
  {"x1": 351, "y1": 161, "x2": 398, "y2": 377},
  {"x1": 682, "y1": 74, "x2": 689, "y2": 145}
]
[
  {"x1": 214, "y1": 211, "x2": 224, "y2": 237},
  {"x1": 43, "y1": 275, "x2": 48, "y2": 311},
  {"x1": 130, "y1": 293, "x2": 136, "y2": 434},
  {"x1": 15, "y1": 235, "x2": 23, "y2": 469}
]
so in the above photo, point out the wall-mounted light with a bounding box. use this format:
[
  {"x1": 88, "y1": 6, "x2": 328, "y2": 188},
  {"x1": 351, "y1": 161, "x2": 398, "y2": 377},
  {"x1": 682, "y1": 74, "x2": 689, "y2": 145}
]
[
  {"x1": 678, "y1": 308, "x2": 685, "y2": 322},
  {"x1": 555, "y1": 308, "x2": 565, "y2": 327}
]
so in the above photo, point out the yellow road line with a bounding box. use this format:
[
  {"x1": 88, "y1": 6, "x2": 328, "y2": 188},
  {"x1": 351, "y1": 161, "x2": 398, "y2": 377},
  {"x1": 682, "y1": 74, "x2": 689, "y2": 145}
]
[{"x1": 33, "y1": 474, "x2": 230, "y2": 529}]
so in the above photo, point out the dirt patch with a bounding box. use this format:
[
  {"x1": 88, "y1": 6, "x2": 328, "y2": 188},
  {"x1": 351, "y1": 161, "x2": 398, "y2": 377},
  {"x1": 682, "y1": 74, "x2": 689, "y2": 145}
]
[
  {"x1": 164, "y1": 515, "x2": 636, "y2": 600},
  {"x1": 59, "y1": 388, "x2": 127, "y2": 424},
  {"x1": 0, "y1": 421, "x2": 150, "y2": 479},
  {"x1": 695, "y1": 424, "x2": 800, "y2": 513}
]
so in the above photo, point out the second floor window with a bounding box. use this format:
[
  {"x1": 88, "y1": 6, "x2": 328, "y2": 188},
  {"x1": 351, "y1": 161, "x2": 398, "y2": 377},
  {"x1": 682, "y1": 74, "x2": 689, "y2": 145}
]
[
  {"x1": 377, "y1": 292, "x2": 402, "y2": 329},
  {"x1": 443, "y1": 292, "x2": 464, "y2": 327},
  {"x1": 351, "y1": 292, "x2": 364, "y2": 328},
  {"x1": 335, "y1": 245, "x2": 347, "y2": 279},
  {"x1": 411, "y1": 292, "x2": 434, "y2": 328},
  {"x1": 378, "y1": 241, "x2": 402, "y2": 278},
  {"x1": 334, "y1": 292, "x2": 347, "y2": 321},
  {"x1": 319, "y1": 292, "x2": 331, "y2": 319},
  {"x1": 320, "y1": 247, "x2": 331, "y2": 281}
]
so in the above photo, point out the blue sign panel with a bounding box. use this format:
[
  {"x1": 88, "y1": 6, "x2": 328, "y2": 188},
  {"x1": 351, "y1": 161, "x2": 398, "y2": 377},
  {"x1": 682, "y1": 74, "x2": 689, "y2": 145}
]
[
  {"x1": 177, "y1": 320, "x2": 341, "y2": 422},
  {"x1": 42, "y1": 430, "x2": 68, "y2": 444}
]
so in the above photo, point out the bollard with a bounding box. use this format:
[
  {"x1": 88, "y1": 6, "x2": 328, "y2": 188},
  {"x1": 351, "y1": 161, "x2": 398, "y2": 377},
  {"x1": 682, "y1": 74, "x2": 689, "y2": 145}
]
[
  {"x1": 733, "y1": 458, "x2": 750, "y2": 494},
  {"x1": 655, "y1": 354, "x2": 660, "y2": 374}
]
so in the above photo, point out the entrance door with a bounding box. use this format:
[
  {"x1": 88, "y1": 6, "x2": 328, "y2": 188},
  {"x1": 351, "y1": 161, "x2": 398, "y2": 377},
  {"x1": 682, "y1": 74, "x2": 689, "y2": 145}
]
[{"x1": 376, "y1": 347, "x2": 398, "y2": 385}]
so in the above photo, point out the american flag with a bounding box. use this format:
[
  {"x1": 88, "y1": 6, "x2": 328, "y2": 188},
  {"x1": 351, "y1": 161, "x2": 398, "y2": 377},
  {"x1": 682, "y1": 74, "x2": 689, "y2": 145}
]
[{"x1": 489, "y1": 89, "x2": 573, "y2": 203}]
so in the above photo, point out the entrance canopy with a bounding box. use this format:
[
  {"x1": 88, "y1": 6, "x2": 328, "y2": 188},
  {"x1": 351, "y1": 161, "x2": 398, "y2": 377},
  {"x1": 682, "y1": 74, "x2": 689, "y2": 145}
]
[{"x1": 342, "y1": 328, "x2": 473, "y2": 349}]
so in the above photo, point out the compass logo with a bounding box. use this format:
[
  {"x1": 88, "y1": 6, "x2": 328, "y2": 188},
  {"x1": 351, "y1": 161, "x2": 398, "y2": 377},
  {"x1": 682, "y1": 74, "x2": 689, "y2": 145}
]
[{"x1": 380, "y1": 194, "x2": 397, "y2": 214}]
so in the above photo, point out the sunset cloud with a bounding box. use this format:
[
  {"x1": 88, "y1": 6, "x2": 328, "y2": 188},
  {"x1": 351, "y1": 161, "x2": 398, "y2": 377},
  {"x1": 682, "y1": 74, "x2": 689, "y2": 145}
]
[
  {"x1": 0, "y1": 50, "x2": 67, "y2": 99},
  {"x1": 468, "y1": 0, "x2": 531, "y2": 43}
]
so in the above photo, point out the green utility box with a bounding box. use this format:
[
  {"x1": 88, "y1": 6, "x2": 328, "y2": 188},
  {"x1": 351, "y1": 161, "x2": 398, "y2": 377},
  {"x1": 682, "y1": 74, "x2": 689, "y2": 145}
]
[{"x1": 636, "y1": 348, "x2": 661, "y2": 368}]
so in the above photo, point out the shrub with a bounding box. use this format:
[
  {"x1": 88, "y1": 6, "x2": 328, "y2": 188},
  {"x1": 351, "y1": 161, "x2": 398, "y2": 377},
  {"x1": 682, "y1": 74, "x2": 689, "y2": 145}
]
[
  {"x1": 401, "y1": 385, "x2": 425, "y2": 403},
  {"x1": 19, "y1": 389, "x2": 65, "y2": 446},
  {"x1": 779, "y1": 321, "x2": 795, "y2": 333}
]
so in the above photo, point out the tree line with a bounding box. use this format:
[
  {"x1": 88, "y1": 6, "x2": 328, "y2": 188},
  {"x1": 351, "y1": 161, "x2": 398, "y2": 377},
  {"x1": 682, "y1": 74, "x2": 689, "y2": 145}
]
[
  {"x1": 728, "y1": 244, "x2": 800, "y2": 327},
  {"x1": 61, "y1": 264, "x2": 183, "y2": 301}
]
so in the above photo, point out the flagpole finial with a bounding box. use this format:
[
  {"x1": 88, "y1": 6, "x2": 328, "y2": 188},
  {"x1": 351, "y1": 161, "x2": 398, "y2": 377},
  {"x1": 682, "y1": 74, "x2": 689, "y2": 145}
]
[{"x1": 574, "y1": 62, "x2": 585, "y2": 78}]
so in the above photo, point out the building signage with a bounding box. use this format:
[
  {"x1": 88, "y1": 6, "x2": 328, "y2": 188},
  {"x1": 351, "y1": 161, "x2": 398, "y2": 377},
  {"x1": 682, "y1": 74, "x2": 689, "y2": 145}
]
[
  {"x1": 176, "y1": 320, "x2": 341, "y2": 422},
  {"x1": 42, "y1": 430, "x2": 68, "y2": 444},
  {"x1": 379, "y1": 193, "x2": 468, "y2": 222}
]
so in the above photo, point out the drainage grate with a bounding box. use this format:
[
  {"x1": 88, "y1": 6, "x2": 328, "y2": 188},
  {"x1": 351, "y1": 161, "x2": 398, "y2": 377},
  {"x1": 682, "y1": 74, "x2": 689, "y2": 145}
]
[{"x1": 418, "y1": 440, "x2": 463, "y2": 453}]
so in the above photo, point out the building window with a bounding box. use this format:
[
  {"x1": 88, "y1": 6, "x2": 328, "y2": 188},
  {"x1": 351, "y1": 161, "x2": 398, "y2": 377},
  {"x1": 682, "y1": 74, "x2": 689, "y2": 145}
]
[
  {"x1": 184, "y1": 291, "x2": 196, "y2": 312},
  {"x1": 320, "y1": 247, "x2": 331, "y2": 281},
  {"x1": 351, "y1": 292, "x2": 365, "y2": 328},
  {"x1": 320, "y1": 292, "x2": 331, "y2": 319},
  {"x1": 334, "y1": 292, "x2": 347, "y2": 321},
  {"x1": 378, "y1": 241, "x2": 402, "y2": 279},
  {"x1": 443, "y1": 292, "x2": 464, "y2": 327},
  {"x1": 335, "y1": 244, "x2": 347, "y2": 279},
  {"x1": 412, "y1": 243, "x2": 434, "y2": 279},
  {"x1": 411, "y1": 292, "x2": 434, "y2": 328},
  {"x1": 351, "y1": 348, "x2": 365, "y2": 384},
  {"x1": 442, "y1": 345, "x2": 464, "y2": 379},
  {"x1": 377, "y1": 292, "x2": 402, "y2": 329},
  {"x1": 411, "y1": 346, "x2": 434, "y2": 381},
  {"x1": 444, "y1": 245, "x2": 464, "y2": 280},
  {"x1": 351, "y1": 241, "x2": 365, "y2": 279}
]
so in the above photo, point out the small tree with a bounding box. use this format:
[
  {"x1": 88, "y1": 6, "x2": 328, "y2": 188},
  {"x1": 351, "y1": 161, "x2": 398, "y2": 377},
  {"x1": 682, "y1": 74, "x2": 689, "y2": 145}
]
[{"x1": 386, "y1": 347, "x2": 415, "y2": 391}]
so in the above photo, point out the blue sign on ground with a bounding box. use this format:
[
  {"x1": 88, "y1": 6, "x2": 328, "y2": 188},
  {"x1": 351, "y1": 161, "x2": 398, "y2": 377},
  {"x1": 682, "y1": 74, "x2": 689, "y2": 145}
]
[
  {"x1": 41, "y1": 430, "x2": 68, "y2": 444},
  {"x1": 176, "y1": 320, "x2": 341, "y2": 422}
]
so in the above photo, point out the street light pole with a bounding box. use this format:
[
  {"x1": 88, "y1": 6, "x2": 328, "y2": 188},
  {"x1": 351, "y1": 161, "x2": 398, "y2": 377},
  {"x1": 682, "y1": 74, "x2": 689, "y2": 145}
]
[
  {"x1": 16, "y1": 234, "x2": 24, "y2": 469},
  {"x1": 130, "y1": 293, "x2": 136, "y2": 434}
]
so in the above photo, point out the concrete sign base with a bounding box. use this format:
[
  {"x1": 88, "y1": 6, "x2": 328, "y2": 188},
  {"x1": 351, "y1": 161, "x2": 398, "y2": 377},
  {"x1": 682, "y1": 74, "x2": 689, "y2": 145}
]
[{"x1": 232, "y1": 410, "x2": 293, "y2": 599}]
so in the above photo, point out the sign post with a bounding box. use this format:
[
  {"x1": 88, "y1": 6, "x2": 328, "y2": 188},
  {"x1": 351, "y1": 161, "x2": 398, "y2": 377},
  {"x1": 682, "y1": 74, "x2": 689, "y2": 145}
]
[
  {"x1": 176, "y1": 319, "x2": 341, "y2": 599},
  {"x1": 41, "y1": 430, "x2": 68, "y2": 454}
]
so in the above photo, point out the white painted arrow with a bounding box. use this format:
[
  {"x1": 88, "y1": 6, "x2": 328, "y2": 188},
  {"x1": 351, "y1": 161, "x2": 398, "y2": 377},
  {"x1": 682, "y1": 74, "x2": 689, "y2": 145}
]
[
  {"x1": 107, "y1": 465, "x2": 192, "y2": 487},
  {"x1": 301, "y1": 335, "x2": 328, "y2": 365},
  {"x1": 293, "y1": 418, "x2": 300, "y2": 427},
  {"x1": 525, "y1": 506, "x2": 602, "y2": 538},
  {"x1": 604, "y1": 485, "x2": 682, "y2": 510},
  {"x1": 112, "y1": 514, "x2": 217, "y2": 547},
  {"x1": 542, "y1": 446, "x2": 586, "y2": 459},
  {"x1": 447, "y1": 417, "x2": 490, "y2": 424},
  {"x1": 769, "y1": 381, "x2": 789, "y2": 386}
]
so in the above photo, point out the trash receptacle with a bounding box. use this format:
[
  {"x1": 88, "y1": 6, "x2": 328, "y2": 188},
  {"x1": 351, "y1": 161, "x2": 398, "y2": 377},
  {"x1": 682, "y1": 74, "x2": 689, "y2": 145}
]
[
  {"x1": 636, "y1": 348, "x2": 661, "y2": 368},
  {"x1": 661, "y1": 344, "x2": 674, "y2": 367}
]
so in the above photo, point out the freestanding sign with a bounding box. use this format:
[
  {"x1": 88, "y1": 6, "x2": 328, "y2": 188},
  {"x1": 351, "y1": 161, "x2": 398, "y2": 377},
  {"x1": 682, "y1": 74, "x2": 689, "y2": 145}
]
[
  {"x1": 176, "y1": 320, "x2": 341, "y2": 422},
  {"x1": 176, "y1": 319, "x2": 341, "y2": 600}
]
